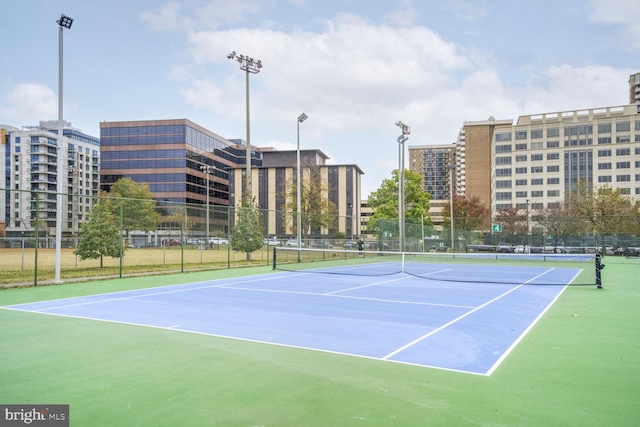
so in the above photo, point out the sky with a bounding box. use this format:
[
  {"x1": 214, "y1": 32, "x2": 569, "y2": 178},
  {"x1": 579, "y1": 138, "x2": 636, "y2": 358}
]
[{"x1": 1, "y1": 0, "x2": 639, "y2": 195}]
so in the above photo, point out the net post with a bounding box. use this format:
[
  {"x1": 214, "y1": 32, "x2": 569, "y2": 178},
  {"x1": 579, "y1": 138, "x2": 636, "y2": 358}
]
[
  {"x1": 272, "y1": 246, "x2": 277, "y2": 270},
  {"x1": 595, "y1": 253, "x2": 604, "y2": 288}
]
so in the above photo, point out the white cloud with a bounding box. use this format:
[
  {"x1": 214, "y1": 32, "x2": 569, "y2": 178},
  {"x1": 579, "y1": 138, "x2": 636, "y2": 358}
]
[
  {"x1": 0, "y1": 82, "x2": 58, "y2": 126},
  {"x1": 585, "y1": 0, "x2": 640, "y2": 50},
  {"x1": 141, "y1": 0, "x2": 261, "y2": 32},
  {"x1": 437, "y1": 0, "x2": 488, "y2": 21}
]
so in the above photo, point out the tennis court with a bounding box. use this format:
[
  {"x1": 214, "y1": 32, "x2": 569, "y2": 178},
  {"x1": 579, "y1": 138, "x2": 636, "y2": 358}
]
[{"x1": 3, "y1": 250, "x2": 593, "y2": 376}]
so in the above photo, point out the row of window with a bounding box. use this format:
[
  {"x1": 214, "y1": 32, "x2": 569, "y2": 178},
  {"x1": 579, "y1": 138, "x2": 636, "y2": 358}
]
[{"x1": 494, "y1": 121, "x2": 640, "y2": 141}]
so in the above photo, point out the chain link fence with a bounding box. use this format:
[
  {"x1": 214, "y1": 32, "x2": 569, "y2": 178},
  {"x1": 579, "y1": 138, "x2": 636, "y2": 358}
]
[{"x1": 1, "y1": 187, "x2": 638, "y2": 287}]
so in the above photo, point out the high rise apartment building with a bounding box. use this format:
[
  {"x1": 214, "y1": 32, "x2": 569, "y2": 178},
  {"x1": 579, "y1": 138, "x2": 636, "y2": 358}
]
[
  {"x1": 410, "y1": 104, "x2": 640, "y2": 221},
  {"x1": 630, "y1": 72, "x2": 640, "y2": 105},
  {"x1": 1, "y1": 121, "x2": 100, "y2": 239},
  {"x1": 490, "y1": 104, "x2": 639, "y2": 214},
  {"x1": 408, "y1": 144, "x2": 455, "y2": 225}
]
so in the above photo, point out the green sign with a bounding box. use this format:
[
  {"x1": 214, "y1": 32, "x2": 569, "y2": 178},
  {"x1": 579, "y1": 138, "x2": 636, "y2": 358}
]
[{"x1": 492, "y1": 224, "x2": 502, "y2": 233}]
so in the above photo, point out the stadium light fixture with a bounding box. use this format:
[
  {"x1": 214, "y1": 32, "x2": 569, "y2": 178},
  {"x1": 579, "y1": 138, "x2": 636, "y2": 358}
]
[
  {"x1": 54, "y1": 14, "x2": 73, "y2": 283},
  {"x1": 227, "y1": 51, "x2": 262, "y2": 196}
]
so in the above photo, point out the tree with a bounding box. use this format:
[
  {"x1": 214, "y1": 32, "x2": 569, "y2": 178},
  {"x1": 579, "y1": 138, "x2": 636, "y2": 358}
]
[
  {"x1": 230, "y1": 195, "x2": 264, "y2": 260},
  {"x1": 441, "y1": 195, "x2": 490, "y2": 247},
  {"x1": 367, "y1": 169, "x2": 431, "y2": 236},
  {"x1": 537, "y1": 202, "x2": 580, "y2": 248},
  {"x1": 74, "y1": 200, "x2": 122, "y2": 267},
  {"x1": 494, "y1": 207, "x2": 527, "y2": 245},
  {"x1": 105, "y1": 178, "x2": 159, "y2": 239},
  {"x1": 566, "y1": 182, "x2": 640, "y2": 248},
  {"x1": 280, "y1": 165, "x2": 337, "y2": 236}
]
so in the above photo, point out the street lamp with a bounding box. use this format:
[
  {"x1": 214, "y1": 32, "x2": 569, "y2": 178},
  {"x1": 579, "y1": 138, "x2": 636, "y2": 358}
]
[
  {"x1": 296, "y1": 113, "x2": 308, "y2": 261},
  {"x1": 448, "y1": 163, "x2": 455, "y2": 251},
  {"x1": 201, "y1": 165, "x2": 215, "y2": 246},
  {"x1": 395, "y1": 121, "x2": 410, "y2": 252},
  {"x1": 55, "y1": 13, "x2": 73, "y2": 283},
  {"x1": 227, "y1": 51, "x2": 262, "y2": 197}
]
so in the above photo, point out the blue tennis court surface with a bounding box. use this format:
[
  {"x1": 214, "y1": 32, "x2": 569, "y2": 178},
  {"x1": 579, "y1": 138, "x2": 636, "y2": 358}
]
[{"x1": 3, "y1": 265, "x2": 579, "y2": 375}]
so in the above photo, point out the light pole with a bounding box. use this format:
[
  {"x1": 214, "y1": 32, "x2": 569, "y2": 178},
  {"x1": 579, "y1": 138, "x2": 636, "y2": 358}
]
[
  {"x1": 395, "y1": 121, "x2": 410, "y2": 252},
  {"x1": 448, "y1": 162, "x2": 455, "y2": 251},
  {"x1": 227, "y1": 51, "x2": 262, "y2": 197},
  {"x1": 55, "y1": 14, "x2": 73, "y2": 283},
  {"x1": 526, "y1": 198, "x2": 531, "y2": 251},
  {"x1": 201, "y1": 165, "x2": 215, "y2": 246},
  {"x1": 296, "y1": 113, "x2": 308, "y2": 262}
]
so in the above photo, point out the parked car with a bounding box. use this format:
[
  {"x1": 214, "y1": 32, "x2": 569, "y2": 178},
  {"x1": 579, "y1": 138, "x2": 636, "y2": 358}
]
[
  {"x1": 344, "y1": 241, "x2": 357, "y2": 248},
  {"x1": 163, "y1": 239, "x2": 181, "y2": 246},
  {"x1": 209, "y1": 237, "x2": 228, "y2": 245},
  {"x1": 286, "y1": 239, "x2": 304, "y2": 247},
  {"x1": 311, "y1": 241, "x2": 333, "y2": 248},
  {"x1": 186, "y1": 238, "x2": 202, "y2": 245},
  {"x1": 264, "y1": 238, "x2": 282, "y2": 246}
]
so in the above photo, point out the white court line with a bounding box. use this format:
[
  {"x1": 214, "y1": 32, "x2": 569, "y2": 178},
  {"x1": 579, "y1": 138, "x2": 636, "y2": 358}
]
[
  {"x1": 324, "y1": 269, "x2": 451, "y2": 296},
  {"x1": 5, "y1": 273, "x2": 306, "y2": 312},
  {"x1": 382, "y1": 268, "x2": 557, "y2": 360}
]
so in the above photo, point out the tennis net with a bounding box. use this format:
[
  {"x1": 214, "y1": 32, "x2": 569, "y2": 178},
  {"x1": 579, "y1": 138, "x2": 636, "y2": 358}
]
[{"x1": 273, "y1": 246, "x2": 597, "y2": 286}]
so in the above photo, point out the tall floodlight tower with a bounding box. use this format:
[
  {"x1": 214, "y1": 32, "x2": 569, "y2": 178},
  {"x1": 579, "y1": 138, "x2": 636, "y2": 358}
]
[
  {"x1": 395, "y1": 121, "x2": 411, "y2": 252},
  {"x1": 227, "y1": 51, "x2": 262, "y2": 197},
  {"x1": 55, "y1": 14, "x2": 73, "y2": 283}
]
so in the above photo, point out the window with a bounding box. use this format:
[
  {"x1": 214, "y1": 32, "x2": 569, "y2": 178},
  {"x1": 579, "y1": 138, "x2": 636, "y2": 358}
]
[
  {"x1": 515, "y1": 155, "x2": 527, "y2": 162},
  {"x1": 515, "y1": 143, "x2": 527, "y2": 150},
  {"x1": 531, "y1": 129, "x2": 543, "y2": 139},
  {"x1": 547, "y1": 153, "x2": 559, "y2": 160},
  {"x1": 616, "y1": 122, "x2": 630, "y2": 132},
  {"x1": 495, "y1": 145, "x2": 512, "y2": 153},
  {"x1": 617, "y1": 175, "x2": 630, "y2": 182},
  {"x1": 597, "y1": 137, "x2": 611, "y2": 144},
  {"x1": 547, "y1": 190, "x2": 560, "y2": 197},
  {"x1": 515, "y1": 130, "x2": 527, "y2": 140},
  {"x1": 496, "y1": 180, "x2": 512, "y2": 188},
  {"x1": 515, "y1": 179, "x2": 527, "y2": 186},
  {"x1": 547, "y1": 165, "x2": 560, "y2": 172},
  {"x1": 598, "y1": 149, "x2": 612, "y2": 157},
  {"x1": 616, "y1": 162, "x2": 631, "y2": 169},
  {"x1": 547, "y1": 128, "x2": 559, "y2": 137},
  {"x1": 531, "y1": 166, "x2": 543, "y2": 173},
  {"x1": 531, "y1": 179, "x2": 543, "y2": 185},
  {"x1": 516, "y1": 191, "x2": 527, "y2": 198},
  {"x1": 515, "y1": 167, "x2": 527, "y2": 174},
  {"x1": 636, "y1": 174, "x2": 640, "y2": 182},
  {"x1": 620, "y1": 188, "x2": 630, "y2": 195},
  {"x1": 547, "y1": 140, "x2": 559, "y2": 148},
  {"x1": 531, "y1": 190, "x2": 543, "y2": 197},
  {"x1": 598, "y1": 123, "x2": 611, "y2": 133},
  {"x1": 495, "y1": 132, "x2": 512, "y2": 142},
  {"x1": 598, "y1": 176, "x2": 612, "y2": 183},
  {"x1": 496, "y1": 168, "x2": 512, "y2": 176},
  {"x1": 616, "y1": 135, "x2": 631, "y2": 143},
  {"x1": 496, "y1": 192, "x2": 512, "y2": 200},
  {"x1": 616, "y1": 148, "x2": 630, "y2": 156},
  {"x1": 531, "y1": 154, "x2": 543, "y2": 161},
  {"x1": 531, "y1": 142, "x2": 543, "y2": 149},
  {"x1": 495, "y1": 156, "x2": 512, "y2": 165},
  {"x1": 598, "y1": 163, "x2": 612, "y2": 170},
  {"x1": 547, "y1": 177, "x2": 560, "y2": 184}
]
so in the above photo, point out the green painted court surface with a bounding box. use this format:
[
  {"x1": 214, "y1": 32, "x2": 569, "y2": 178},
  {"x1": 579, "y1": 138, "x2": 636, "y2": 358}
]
[{"x1": 1, "y1": 258, "x2": 639, "y2": 426}]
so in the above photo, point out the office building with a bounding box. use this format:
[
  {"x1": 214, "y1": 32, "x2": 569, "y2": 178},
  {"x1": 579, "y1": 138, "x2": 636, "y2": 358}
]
[
  {"x1": 228, "y1": 149, "x2": 364, "y2": 238},
  {"x1": 99, "y1": 119, "x2": 262, "y2": 234},
  {"x1": 1, "y1": 120, "x2": 100, "y2": 239}
]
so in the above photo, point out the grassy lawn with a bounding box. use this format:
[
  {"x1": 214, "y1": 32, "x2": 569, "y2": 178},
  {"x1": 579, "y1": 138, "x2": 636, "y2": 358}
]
[{"x1": 1, "y1": 257, "x2": 638, "y2": 426}]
